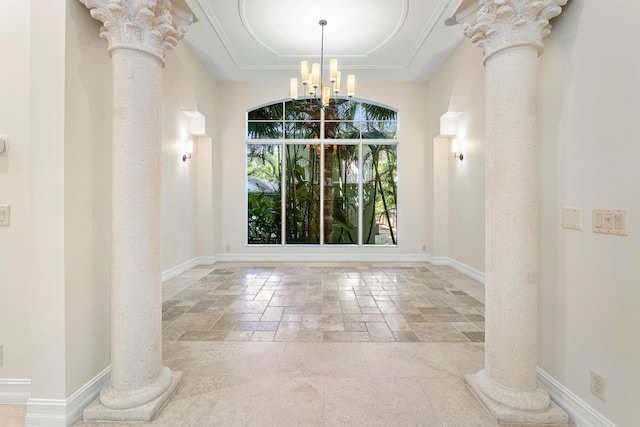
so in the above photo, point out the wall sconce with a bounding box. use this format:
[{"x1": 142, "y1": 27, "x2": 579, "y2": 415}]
[
  {"x1": 452, "y1": 139, "x2": 463, "y2": 161},
  {"x1": 182, "y1": 139, "x2": 193, "y2": 162}
]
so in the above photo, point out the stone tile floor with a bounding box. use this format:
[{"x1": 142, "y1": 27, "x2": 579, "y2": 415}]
[
  {"x1": 161, "y1": 263, "x2": 486, "y2": 344},
  {"x1": 1, "y1": 263, "x2": 574, "y2": 426}
]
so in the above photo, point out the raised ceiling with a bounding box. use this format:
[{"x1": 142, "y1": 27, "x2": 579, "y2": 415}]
[{"x1": 183, "y1": 0, "x2": 464, "y2": 82}]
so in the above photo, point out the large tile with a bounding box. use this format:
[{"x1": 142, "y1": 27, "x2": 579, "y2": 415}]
[
  {"x1": 419, "y1": 376, "x2": 497, "y2": 426},
  {"x1": 206, "y1": 376, "x2": 324, "y2": 427},
  {"x1": 188, "y1": 342, "x2": 285, "y2": 378},
  {"x1": 0, "y1": 404, "x2": 26, "y2": 427},
  {"x1": 429, "y1": 342, "x2": 485, "y2": 376},
  {"x1": 323, "y1": 377, "x2": 442, "y2": 426},
  {"x1": 362, "y1": 342, "x2": 461, "y2": 379},
  {"x1": 162, "y1": 341, "x2": 210, "y2": 372},
  {"x1": 280, "y1": 342, "x2": 369, "y2": 377},
  {"x1": 150, "y1": 376, "x2": 226, "y2": 426}
]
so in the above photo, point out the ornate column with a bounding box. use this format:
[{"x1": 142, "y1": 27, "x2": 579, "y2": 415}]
[
  {"x1": 79, "y1": 0, "x2": 196, "y2": 421},
  {"x1": 452, "y1": 1, "x2": 569, "y2": 424}
]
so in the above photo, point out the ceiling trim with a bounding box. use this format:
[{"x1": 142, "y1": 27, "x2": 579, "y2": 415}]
[
  {"x1": 365, "y1": 0, "x2": 409, "y2": 57},
  {"x1": 401, "y1": 0, "x2": 452, "y2": 68},
  {"x1": 238, "y1": 0, "x2": 277, "y2": 57},
  {"x1": 237, "y1": 0, "x2": 411, "y2": 59},
  {"x1": 195, "y1": 0, "x2": 243, "y2": 68}
]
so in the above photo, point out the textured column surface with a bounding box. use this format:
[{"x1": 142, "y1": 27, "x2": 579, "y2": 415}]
[
  {"x1": 453, "y1": 1, "x2": 569, "y2": 424},
  {"x1": 79, "y1": 0, "x2": 196, "y2": 421}
]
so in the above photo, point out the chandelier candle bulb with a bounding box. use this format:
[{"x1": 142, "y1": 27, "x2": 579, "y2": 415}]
[
  {"x1": 312, "y1": 63, "x2": 320, "y2": 89},
  {"x1": 330, "y1": 59, "x2": 338, "y2": 82},
  {"x1": 290, "y1": 78, "x2": 298, "y2": 99},
  {"x1": 300, "y1": 60, "x2": 309, "y2": 85},
  {"x1": 347, "y1": 74, "x2": 355, "y2": 97},
  {"x1": 322, "y1": 86, "x2": 331, "y2": 105},
  {"x1": 335, "y1": 71, "x2": 341, "y2": 94}
]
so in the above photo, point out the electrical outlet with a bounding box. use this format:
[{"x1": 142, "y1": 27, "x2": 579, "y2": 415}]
[
  {"x1": 591, "y1": 371, "x2": 606, "y2": 401},
  {"x1": 225, "y1": 245, "x2": 230, "y2": 252}
]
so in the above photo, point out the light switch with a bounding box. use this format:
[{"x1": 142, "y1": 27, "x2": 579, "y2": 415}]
[
  {"x1": 0, "y1": 205, "x2": 9, "y2": 226},
  {"x1": 0, "y1": 136, "x2": 6, "y2": 154},
  {"x1": 595, "y1": 212, "x2": 603, "y2": 228},
  {"x1": 593, "y1": 209, "x2": 628, "y2": 236}
]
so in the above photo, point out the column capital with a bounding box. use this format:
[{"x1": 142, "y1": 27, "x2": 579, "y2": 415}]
[
  {"x1": 79, "y1": 0, "x2": 197, "y2": 65},
  {"x1": 453, "y1": 0, "x2": 567, "y2": 62}
]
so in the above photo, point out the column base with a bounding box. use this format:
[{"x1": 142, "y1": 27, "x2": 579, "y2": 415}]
[
  {"x1": 83, "y1": 370, "x2": 183, "y2": 422},
  {"x1": 466, "y1": 373, "x2": 569, "y2": 425}
]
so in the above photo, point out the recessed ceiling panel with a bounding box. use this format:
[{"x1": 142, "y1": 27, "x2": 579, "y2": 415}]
[
  {"x1": 183, "y1": 0, "x2": 464, "y2": 82},
  {"x1": 240, "y1": 0, "x2": 407, "y2": 57}
]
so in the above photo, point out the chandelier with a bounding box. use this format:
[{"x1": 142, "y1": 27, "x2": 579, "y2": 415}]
[{"x1": 289, "y1": 20, "x2": 355, "y2": 107}]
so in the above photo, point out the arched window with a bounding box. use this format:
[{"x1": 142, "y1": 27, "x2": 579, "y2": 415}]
[{"x1": 246, "y1": 98, "x2": 398, "y2": 246}]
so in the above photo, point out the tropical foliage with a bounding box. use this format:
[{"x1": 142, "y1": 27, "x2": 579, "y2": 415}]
[{"x1": 247, "y1": 99, "x2": 397, "y2": 245}]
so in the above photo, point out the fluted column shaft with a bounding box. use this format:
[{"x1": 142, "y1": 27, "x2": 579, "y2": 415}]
[
  {"x1": 79, "y1": 0, "x2": 196, "y2": 420},
  {"x1": 454, "y1": 0, "x2": 569, "y2": 423}
]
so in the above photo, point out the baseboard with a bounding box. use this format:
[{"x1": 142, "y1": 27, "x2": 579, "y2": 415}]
[
  {"x1": 161, "y1": 253, "x2": 484, "y2": 284},
  {"x1": 161, "y1": 256, "x2": 217, "y2": 282},
  {"x1": 537, "y1": 368, "x2": 617, "y2": 427},
  {"x1": 25, "y1": 366, "x2": 110, "y2": 427},
  {"x1": 427, "y1": 255, "x2": 485, "y2": 283},
  {"x1": 214, "y1": 253, "x2": 431, "y2": 263},
  {"x1": 0, "y1": 378, "x2": 31, "y2": 404}
]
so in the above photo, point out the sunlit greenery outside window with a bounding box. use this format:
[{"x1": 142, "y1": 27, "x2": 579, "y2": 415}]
[{"x1": 247, "y1": 99, "x2": 397, "y2": 246}]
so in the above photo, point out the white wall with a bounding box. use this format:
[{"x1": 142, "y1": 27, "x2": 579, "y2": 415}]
[
  {"x1": 161, "y1": 44, "x2": 219, "y2": 271},
  {"x1": 424, "y1": 41, "x2": 486, "y2": 273},
  {"x1": 0, "y1": 0, "x2": 34, "y2": 382},
  {"x1": 537, "y1": 1, "x2": 640, "y2": 425},
  {"x1": 214, "y1": 81, "x2": 431, "y2": 260},
  {"x1": 62, "y1": 0, "x2": 112, "y2": 396}
]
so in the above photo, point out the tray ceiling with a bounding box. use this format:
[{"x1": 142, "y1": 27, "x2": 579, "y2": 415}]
[{"x1": 182, "y1": 0, "x2": 464, "y2": 82}]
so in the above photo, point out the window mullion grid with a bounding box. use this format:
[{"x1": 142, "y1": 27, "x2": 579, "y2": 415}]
[
  {"x1": 319, "y1": 108, "x2": 325, "y2": 245},
  {"x1": 281, "y1": 107, "x2": 286, "y2": 246},
  {"x1": 281, "y1": 141, "x2": 286, "y2": 246},
  {"x1": 358, "y1": 141, "x2": 363, "y2": 246}
]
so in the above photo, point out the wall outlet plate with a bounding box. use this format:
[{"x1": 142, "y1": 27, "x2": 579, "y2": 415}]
[
  {"x1": 563, "y1": 207, "x2": 582, "y2": 230},
  {"x1": 591, "y1": 371, "x2": 606, "y2": 401},
  {"x1": 0, "y1": 205, "x2": 9, "y2": 226}
]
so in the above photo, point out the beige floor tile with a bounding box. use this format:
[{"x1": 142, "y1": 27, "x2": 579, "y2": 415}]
[
  {"x1": 207, "y1": 377, "x2": 324, "y2": 427},
  {"x1": 188, "y1": 342, "x2": 285, "y2": 378},
  {"x1": 362, "y1": 342, "x2": 461, "y2": 379},
  {"x1": 323, "y1": 377, "x2": 442, "y2": 426},
  {"x1": 323, "y1": 331, "x2": 371, "y2": 342},
  {"x1": 0, "y1": 404, "x2": 26, "y2": 427},
  {"x1": 280, "y1": 342, "x2": 369, "y2": 377},
  {"x1": 419, "y1": 376, "x2": 497, "y2": 426},
  {"x1": 224, "y1": 330, "x2": 253, "y2": 341}
]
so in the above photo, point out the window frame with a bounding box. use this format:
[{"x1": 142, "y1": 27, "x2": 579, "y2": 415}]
[{"x1": 246, "y1": 98, "x2": 399, "y2": 247}]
